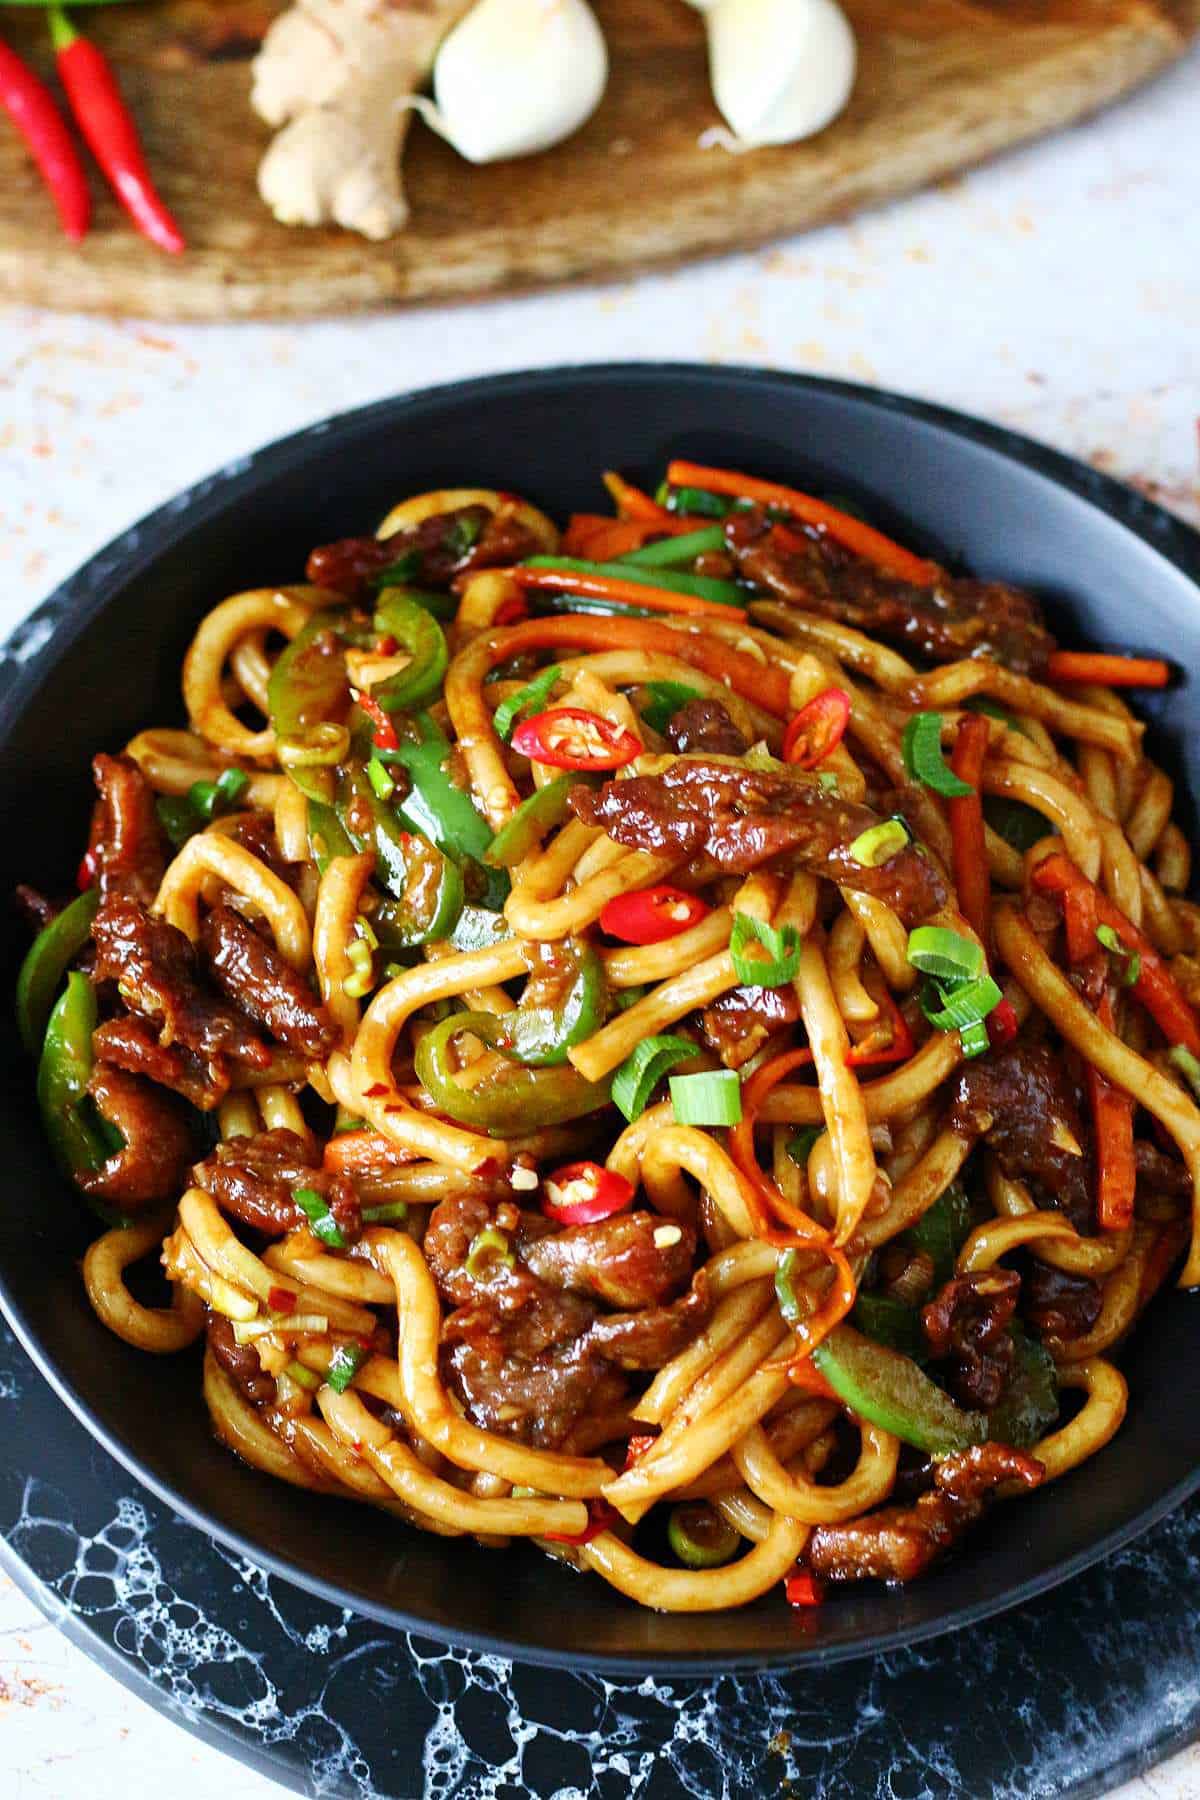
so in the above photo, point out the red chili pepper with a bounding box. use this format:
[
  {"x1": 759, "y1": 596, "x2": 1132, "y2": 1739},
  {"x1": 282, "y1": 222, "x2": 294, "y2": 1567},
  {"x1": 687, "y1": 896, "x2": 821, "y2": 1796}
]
[
  {"x1": 845, "y1": 985, "x2": 914, "y2": 1068},
  {"x1": 494, "y1": 594, "x2": 529, "y2": 626},
  {"x1": 986, "y1": 997, "x2": 1019, "y2": 1050},
  {"x1": 356, "y1": 691, "x2": 399, "y2": 751},
  {"x1": 542, "y1": 1161, "x2": 635, "y2": 1227},
  {"x1": 0, "y1": 36, "x2": 90, "y2": 241},
  {"x1": 623, "y1": 1433, "x2": 657, "y2": 1469},
  {"x1": 782, "y1": 688, "x2": 851, "y2": 769},
  {"x1": 599, "y1": 884, "x2": 710, "y2": 946},
  {"x1": 49, "y1": 6, "x2": 184, "y2": 256},
  {"x1": 543, "y1": 1497, "x2": 620, "y2": 1546},
  {"x1": 268, "y1": 1285, "x2": 297, "y2": 1315},
  {"x1": 784, "y1": 1571, "x2": 825, "y2": 1607},
  {"x1": 76, "y1": 847, "x2": 99, "y2": 891},
  {"x1": 511, "y1": 707, "x2": 641, "y2": 772}
]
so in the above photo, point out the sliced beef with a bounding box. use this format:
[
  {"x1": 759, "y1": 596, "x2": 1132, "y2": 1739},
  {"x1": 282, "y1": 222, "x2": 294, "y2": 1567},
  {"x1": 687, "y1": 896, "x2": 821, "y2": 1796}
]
[
  {"x1": 194, "y1": 1128, "x2": 361, "y2": 1240},
  {"x1": 1135, "y1": 1140, "x2": 1192, "y2": 1204},
  {"x1": 306, "y1": 505, "x2": 541, "y2": 598},
  {"x1": 725, "y1": 508, "x2": 1056, "y2": 677},
  {"x1": 92, "y1": 899, "x2": 270, "y2": 1068},
  {"x1": 92, "y1": 753, "x2": 168, "y2": 907},
  {"x1": 948, "y1": 1044, "x2": 1093, "y2": 1232},
  {"x1": 585, "y1": 1280, "x2": 712, "y2": 1369},
  {"x1": 571, "y1": 759, "x2": 946, "y2": 926},
  {"x1": 520, "y1": 1212, "x2": 697, "y2": 1309},
  {"x1": 93, "y1": 1014, "x2": 230, "y2": 1111},
  {"x1": 201, "y1": 903, "x2": 337, "y2": 1059},
  {"x1": 441, "y1": 1307, "x2": 628, "y2": 1449},
  {"x1": 700, "y1": 982, "x2": 801, "y2": 1069},
  {"x1": 208, "y1": 1314, "x2": 274, "y2": 1409},
  {"x1": 807, "y1": 1443, "x2": 1044, "y2": 1583},
  {"x1": 663, "y1": 698, "x2": 748, "y2": 756},
  {"x1": 1022, "y1": 1264, "x2": 1103, "y2": 1343},
  {"x1": 78, "y1": 1064, "x2": 192, "y2": 1210},
  {"x1": 921, "y1": 1269, "x2": 1020, "y2": 1410}
]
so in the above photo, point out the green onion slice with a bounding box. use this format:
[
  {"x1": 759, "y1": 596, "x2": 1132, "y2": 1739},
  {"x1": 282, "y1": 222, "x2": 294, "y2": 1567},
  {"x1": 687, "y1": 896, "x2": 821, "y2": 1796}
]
[
  {"x1": 464, "y1": 1225, "x2": 515, "y2": 1280},
  {"x1": 848, "y1": 818, "x2": 909, "y2": 867},
  {"x1": 669, "y1": 1069, "x2": 743, "y2": 1126},
  {"x1": 901, "y1": 712, "x2": 974, "y2": 798},
  {"x1": 775, "y1": 1247, "x2": 803, "y2": 1323},
  {"x1": 958, "y1": 1019, "x2": 991, "y2": 1059},
  {"x1": 1168, "y1": 1045, "x2": 1200, "y2": 1101},
  {"x1": 907, "y1": 926, "x2": 984, "y2": 983},
  {"x1": 786, "y1": 1127, "x2": 821, "y2": 1168},
  {"x1": 666, "y1": 1503, "x2": 741, "y2": 1569},
  {"x1": 361, "y1": 1201, "x2": 409, "y2": 1224},
  {"x1": 920, "y1": 973, "x2": 1002, "y2": 1032},
  {"x1": 293, "y1": 1186, "x2": 346, "y2": 1249},
  {"x1": 492, "y1": 664, "x2": 563, "y2": 743},
  {"x1": 1096, "y1": 924, "x2": 1141, "y2": 986},
  {"x1": 639, "y1": 679, "x2": 701, "y2": 735},
  {"x1": 367, "y1": 755, "x2": 395, "y2": 800},
  {"x1": 729, "y1": 912, "x2": 801, "y2": 989},
  {"x1": 611, "y1": 1034, "x2": 696, "y2": 1122},
  {"x1": 326, "y1": 1342, "x2": 368, "y2": 1395},
  {"x1": 285, "y1": 1359, "x2": 322, "y2": 1392}
]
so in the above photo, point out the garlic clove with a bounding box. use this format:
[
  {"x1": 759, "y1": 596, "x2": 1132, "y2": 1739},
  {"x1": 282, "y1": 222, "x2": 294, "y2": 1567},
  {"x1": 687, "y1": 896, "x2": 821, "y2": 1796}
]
[
  {"x1": 690, "y1": 0, "x2": 857, "y2": 148},
  {"x1": 413, "y1": 0, "x2": 609, "y2": 166}
]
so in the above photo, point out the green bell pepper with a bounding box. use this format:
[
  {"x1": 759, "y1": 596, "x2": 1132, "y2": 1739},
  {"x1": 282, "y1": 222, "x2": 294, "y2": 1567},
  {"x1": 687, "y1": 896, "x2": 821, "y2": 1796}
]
[
  {"x1": 499, "y1": 938, "x2": 606, "y2": 1067},
  {"x1": 37, "y1": 972, "x2": 119, "y2": 1182},
  {"x1": 902, "y1": 1181, "x2": 976, "y2": 1290},
  {"x1": 851, "y1": 1291, "x2": 927, "y2": 1362},
  {"x1": 17, "y1": 886, "x2": 100, "y2": 1056},
  {"x1": 380, "y1": 712, "x2": 509, "y2": 911},
  {"x1": 372, "y1": 592, "x2": 449, "y2": 715},
  {"x1": 521, "y1": 554, "x2": 746, "y2": 610},
  {"x1": 449, "y1": 905, "x2": 513, "y2": 954},
  {"x1": 483, "y1": 776, "x2": 575, "y2": 869},
  {"x1": 268, "y1": 608, "x2": 363, "y2": 803},
  {"x1": 414, "y1": 1011, "x2": 610, "y2": 1135},
  {"x1": 306, "y1": 798, "x2": 357, "y2": 877},
  {"x1": 372, "y1": 842, "x2": 465, "y2": 950},
  {"x1": 812, "y1": 1324, "x2": 987, "y2": 1456},
  {"x1": 987, "y1": 1327, "x2": 1059, "y2": 1449}
]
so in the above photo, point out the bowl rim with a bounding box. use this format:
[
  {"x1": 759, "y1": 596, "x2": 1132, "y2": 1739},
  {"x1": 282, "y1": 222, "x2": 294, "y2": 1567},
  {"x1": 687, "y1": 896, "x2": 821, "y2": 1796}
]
[{"x1": 3, "y1": 361, "x2": 1200, "y2": 1674}]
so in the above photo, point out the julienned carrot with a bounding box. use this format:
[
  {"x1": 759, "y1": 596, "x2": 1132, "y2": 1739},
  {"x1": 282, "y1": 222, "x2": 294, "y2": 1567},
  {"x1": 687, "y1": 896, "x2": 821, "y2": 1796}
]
[
  {"x1": 511, "y1": 564, "x2": 747, "y2": 622},
  {"x1": 602, "y1": 471, "x2": 670, "y2": 522},
  {"x1": 1087, "y1": 993, "x2": 1136, "y2": 1232},
  {"x1": 560, "y1": 514, "x2": 698, "y2": 561},
  {"x1": 1032, "y1": 851, "x2": 1200, "y2": 1056},
  {"x1": 666, "y1": 459, "x2": 939, "y2": 586},
  {"x1": 486, "y1": 614, "x2": 794, "y2": 718},
  {"x1": 1045, "y1": 651, "x2": 1170, "y2": 689},
  {"x1": 947, "y1": 713, "x2": 991, "y2": 953}
]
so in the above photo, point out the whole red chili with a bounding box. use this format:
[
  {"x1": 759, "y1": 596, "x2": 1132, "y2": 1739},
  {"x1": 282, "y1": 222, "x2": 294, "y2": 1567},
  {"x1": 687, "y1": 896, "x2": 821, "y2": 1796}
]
[
  {"x1": 782, "y1": 688, "x2": 851, "y2": 769},
  {"x1": 511, "y1": 707, "x2": 641, "y2": 772},
  {"x1": 0, "y1": 36, "x2": 89, "y2": 241},
  {"x1": 599, "y1": 885, "x2": 710, "y2": 946},
  {"x1": 49, "y1": 6, "x2": 184, "y2": 255}
]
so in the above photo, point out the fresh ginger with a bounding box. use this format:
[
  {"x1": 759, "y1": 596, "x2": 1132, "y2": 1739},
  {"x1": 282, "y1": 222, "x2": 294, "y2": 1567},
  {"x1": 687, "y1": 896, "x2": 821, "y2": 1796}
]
[{"x1": 251, "y1": 0, "x2": 476, "y2": 241}]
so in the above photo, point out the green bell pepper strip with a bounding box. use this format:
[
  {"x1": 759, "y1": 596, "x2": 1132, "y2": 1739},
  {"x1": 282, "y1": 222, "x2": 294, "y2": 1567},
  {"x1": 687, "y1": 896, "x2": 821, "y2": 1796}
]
[
  {"x1": 372, "y1": 845, "x2": 465, "y2": 949},
  {"x1": 812, "y1": 1324, "x2": 987, "y2": 1456},
  {"x1": 306, "y1": 798, "x2": 357, "y2": 877},
  {"x1": 380, "y1": 712, "x2": 509, "y2": 912},
  {"x1": 639, "y1": 679, "x2": 701, "y2": 735},
  {"x1": 37, "y1": 973, "x2": 116, "y2": 1181},
  {"x1": 450, "y1": 905, "x2": 513, "y2": 953},
  {"x1": 520, "y1": 555, "x2": 746, "y2": 610},
  {"x1": 620, "y1": 525, "x2": 727, "y2": 569},
  {"x1": 850, "y1": 1292, "x2": 927, "y2": 1362},
  {"x1": 366, "y1": 574, "x2": 456, "y2": 620},
  {"x1": 902, "y1": 1181, "x2": 975, "y2": 1289},
  {"x1": 986, "y1": 1327, "x2": 1059, "y2": 1449},
  {"x1": 334, "y1": 755, "x2": 466, "y2": 943},
  {"x1": 414, "y1": 1011, "x2": 610, "y2": 1134},
  {"x1": 372, "y1": 591, "x2": 449, "y2": 715},
  {"x1": 496, "y1": 938, "x2": 607, "y2": 1067},
  {"x1": 268, "y1": 608, "x2": 363, "y2": 803},
  {"x1": 17, "y1": 886, "x2": 100, "y2": 1056},
  {"x1": 483, "y1": 775, "x2": 574, "y2": 869}
]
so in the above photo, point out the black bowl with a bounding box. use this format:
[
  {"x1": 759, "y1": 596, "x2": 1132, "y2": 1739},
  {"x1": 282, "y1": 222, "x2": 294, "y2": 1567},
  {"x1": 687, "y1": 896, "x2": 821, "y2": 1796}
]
[{"x1": 3, "y1": 365, "x2": 1200, "y2": 1674}]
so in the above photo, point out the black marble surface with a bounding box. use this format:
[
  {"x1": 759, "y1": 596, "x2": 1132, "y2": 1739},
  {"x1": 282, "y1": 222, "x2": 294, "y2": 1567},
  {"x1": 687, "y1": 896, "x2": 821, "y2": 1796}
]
[{"x1": 2, "y1": 1316, "x2": 1199, "y2": 1800}]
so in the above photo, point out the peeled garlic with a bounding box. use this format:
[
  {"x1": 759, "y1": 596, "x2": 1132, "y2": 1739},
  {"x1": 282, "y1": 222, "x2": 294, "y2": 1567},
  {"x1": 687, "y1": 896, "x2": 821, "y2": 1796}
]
[
  {"x1": 688, "y1": 0, "x2": 856, "y2": 148},
  {"x1": 410, "y1": 0, "x2": 608, "y2": 165}
]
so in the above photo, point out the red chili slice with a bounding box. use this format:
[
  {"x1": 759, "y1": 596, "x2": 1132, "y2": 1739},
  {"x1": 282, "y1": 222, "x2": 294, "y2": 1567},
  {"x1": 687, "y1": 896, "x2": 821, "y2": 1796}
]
[
  {"x1": 357, "y1": 691, "x2": 399, "y2": 751},
  {"x1": 511, "y1": 707, "x2": 642, "y2": 771},
  {"x1": 543, "y1": 1497, "x2": 621, "y2": 1546},
  {"x1": 599, "y1": 885, "x2": 710, "y2": 945},
  {"x1": 543, "y1": 1161, "x2": 635, "y2": 1226},
  {"x1": 782, "y1": 688, "x2": 851, "y2": 769},
  {"x1": 268, "y1": 1285, "x2": 297, "y2": 1315},
  {"x1": 986, "y1": 997, "x2": 1019, "y2": 1050},
  {"x1": 784, "y1": 1571, "x2": 825, "y2": 1608},
  {"x1": 845, "y1": 986, "x2": 915, "y2": 1068}
]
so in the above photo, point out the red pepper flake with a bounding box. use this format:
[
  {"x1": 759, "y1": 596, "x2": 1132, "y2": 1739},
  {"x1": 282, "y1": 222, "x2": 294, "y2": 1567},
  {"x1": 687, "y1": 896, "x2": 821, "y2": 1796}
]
[
  {"x1": 76, "y1": 848, "x2": 98, "y2": 891},
  {"x1": 495, "y1": 595, "x2": 529, "y2": 626},
  {"x1": 623, "y1": 1434, "x2": 657, "y2": 1470},
  {"x1": 473, "y1": 1157, "x2": 501, "y2": 1180},
  {"x1": 543, "y1": 1498, "x2": 620, "y2": 1546},
  {"x1": 268, "y1": 1286, "x2": 297, "y2": 1314},
  {"x1": 785, "y1": 1572, "x2": 825, "y2": 1608},
  {"x1": 356, "y1": 1334, "x2": 375, "y2": 1352},
  {"x1": 986, "y1": 997, "x2": 1019, "y2": 1050},
  {"x1": 375, "y1": 634, "x2": 398, "y2": 654},
  {"x1": 363, "y1": 1082, "x2": 388, "y2": 1099},
  {"x1": 357, "y1": 691, "x2": 399, "y2": 751}
]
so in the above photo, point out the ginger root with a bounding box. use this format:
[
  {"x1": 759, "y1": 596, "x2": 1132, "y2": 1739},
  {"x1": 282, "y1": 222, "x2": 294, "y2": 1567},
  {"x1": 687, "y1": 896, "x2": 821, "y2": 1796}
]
[{"x1": 251, "y1": 0, "x2": 476, "y2": 241}]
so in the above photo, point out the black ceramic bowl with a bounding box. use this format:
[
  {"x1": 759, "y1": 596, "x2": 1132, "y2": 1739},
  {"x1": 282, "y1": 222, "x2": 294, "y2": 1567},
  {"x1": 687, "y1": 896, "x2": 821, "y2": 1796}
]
[{"x1": 3, "y1": 365, "x2": 1200, "y2": 1674}]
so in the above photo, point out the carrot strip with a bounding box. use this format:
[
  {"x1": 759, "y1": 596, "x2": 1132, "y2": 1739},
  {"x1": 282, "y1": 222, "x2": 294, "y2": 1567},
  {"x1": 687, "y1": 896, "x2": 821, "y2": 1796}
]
[
  {"x1": 1088, "y1": 993, "x2": 1136, "y2": 1231},
  {"x1": 845, "y1": 983, "x2": 915, "y2": 1068},
  {"x1": 666, "y1": 459, "x2": 938, "y2": 585},
  {"x1": 560, "y1": 514, "x2": 700, "y2": 560},
  {"x1": 486, "y1": 614, "x2": 794, "y2": 717},
  {"x1": 1032, "y1": 852, "x2": 1200, "y2": 1056},
  {"x1": 602, "y1": 471, "x2": 670, "y2": 522},
  {"x1": 947, "y1": 713, "x2": 991, "y2": 954},
  {"x1": 1061, "y1": 883, "x2": 1098, "y2": 968},
  {"x1": 511, "y1": 565, "x2": 747, "y2": 622},
  {"x1": 1046, "y1": 651, "x2": 1169, "y2": 689}
]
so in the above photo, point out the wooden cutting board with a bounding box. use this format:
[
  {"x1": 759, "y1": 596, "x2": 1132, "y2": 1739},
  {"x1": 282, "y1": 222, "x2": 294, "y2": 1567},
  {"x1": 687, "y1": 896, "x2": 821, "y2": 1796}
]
[{"x1": 0, "y1": 0, "x2": 1195, "y2": 320}]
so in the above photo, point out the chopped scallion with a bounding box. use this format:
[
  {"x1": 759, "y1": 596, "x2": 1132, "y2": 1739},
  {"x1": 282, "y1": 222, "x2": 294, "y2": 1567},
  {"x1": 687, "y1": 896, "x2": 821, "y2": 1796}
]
[
  {"x1": 285, "y1": 1359, "x2": 322, "y2": 1392},
  {"x1": 666, "y1": 1502, "x2": 740, "y2": 1569},
  {"x1": 326, "y1": 1342, "x2": 368, "y2": 1394},
  {"x1": 668, "y1": 1069, "x2": 742, "y2": 1126},
  {"x1": 907, "y1": 926, "x2": 984, "y2": 983},
  {"x1": 611, "y1": 1034, "x2": 697, "y2": 1122},
  {"x1": 1096, "y1": 924, "x2": 1141, "y2": 987},
  {"x1": 786, "y1": 1127, "x2": 821, "y2": 1168},
  {"x1": 367, "y1": 755, "x2": 395, "y2": 800},
  {"x1": 293, "y1": 1186, "x2": 346, "y2": 1249},
  {"x1": 901, "y1": 712, "x2": 974, "y2": 798},
  {"x1": 492, "y1": 664, "x2": 563, "y2": 743},
  {"x1": 464, "y1": 1225, "x2": 515, "y2": 1280},
  {"x1": 729, "y1": 912, "x2": 801, "y2": 989},
  {"x1": 361, "y1": 1201, "x2": 409, "y2": 1224},
  {"x1": 848, "y1": 818, "x2": 909, "y2": 867},
  {"x1": 920, "y1": 974, "x2": 1003, "y2": 1032},
  {"x1": 775, "y1": 1248, "x2": 802, "y2": 1323}
]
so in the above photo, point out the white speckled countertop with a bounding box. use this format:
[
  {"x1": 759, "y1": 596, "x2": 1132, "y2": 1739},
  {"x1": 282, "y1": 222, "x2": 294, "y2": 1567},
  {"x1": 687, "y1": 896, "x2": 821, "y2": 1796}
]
[{"x1": 1, "y1": 42, "x2": 1198, "y2": 1800}]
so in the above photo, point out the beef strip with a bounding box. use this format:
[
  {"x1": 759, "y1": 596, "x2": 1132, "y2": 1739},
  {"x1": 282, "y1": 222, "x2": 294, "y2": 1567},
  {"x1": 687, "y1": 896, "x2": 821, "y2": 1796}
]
[
  {"x1": 663, "y1": 698, "x2": 748, "y2": 756},
  {"x1": 92, "y1": 753, "x2": 168, "y2": 908},
  {"x1": 93, "y1": 1014, "x2": 230, "y2": 1111},
  {"x1": 725, "y1": 509, "x2": 1056, "y2": 676},
  {"x1": 1022, "y1": 1264, "x2": 1103, "y2": 1343},
  {"x1": 92, "y1": 899, "x2": 270, "y2": 1069},
  {"x1": 700, "y1": 982, "x2": 801, "y2": 1069},
  {"x1": 921, "y1": 1269, "x2": 1020, "y2": 1409},
  {"x1": 424, "y1": 1194, "x2": 710, "y2": 1448},
  {"x1": 78, "y1": 1064, "x2": 192, "y2": 1210},
  {"x1": 807, "y1": 1443, "x2": 1044, "y2": 1583},
  {"x1": 194, "y1": 1128, "x2": 362, "y2": 1240},
  {"x1": 207, "y1": 1313, "x2": 274, "y2": 1409},
  {"x1": 1135, "y1": 1139, "x2": 1192, "y2": 1204},
  {"x1": 570, "y1": 759, "x2": 946, "y2": 926},
  {"x1": 201, "y1": 903, "x2": 337, "y2": 1059},
  {"x1": 948, "y1": 1043, "x2": 1094, "y2": 1232},
  {"x1": 306, "y1": 505, "x2": 542, "y2": 598}
]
